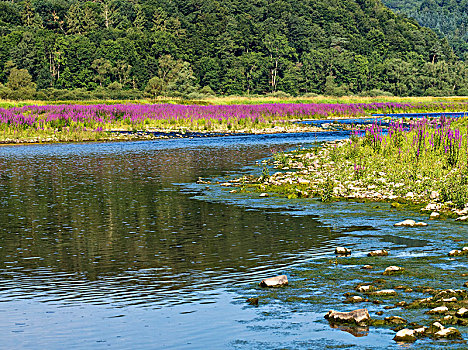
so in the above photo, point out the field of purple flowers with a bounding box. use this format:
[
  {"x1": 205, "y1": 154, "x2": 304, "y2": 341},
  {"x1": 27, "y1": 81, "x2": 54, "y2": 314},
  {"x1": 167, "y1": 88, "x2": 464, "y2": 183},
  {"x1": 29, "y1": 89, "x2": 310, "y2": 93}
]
[{"x1": 1, "y1": 102, "x2": 468, "y2": 143}]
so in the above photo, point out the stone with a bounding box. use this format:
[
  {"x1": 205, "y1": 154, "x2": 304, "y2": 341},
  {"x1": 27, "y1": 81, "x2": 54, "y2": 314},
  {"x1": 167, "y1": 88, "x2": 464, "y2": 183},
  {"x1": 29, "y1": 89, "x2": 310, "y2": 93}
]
[
  {"x1": 393, "y1": 329, "x2": 416, "y2": 342},
  {"x1": 456, "y1": 307, "x2": 468, "y2": 318},
  {"x1": 394, "y1": 220, "x2": 428, "y2": 227},
  {"x1": 448, "y1": 249, "x2": 468, "y2": 257},
  {"x1": 430, "y1": 212, "x2": 440, "y2": 219},
  {"x1": 394, "y1": 219, "x2": 416, "y2": 227},
  {"x1": 324, "y1": 308, "x2": 371, "y2": 326},
  {"x1": 464, "y1": 281, "x2": 468, "y2": 288},
  {"x1": 259, "y1": 275, "x2": 288, "y2": 288},
  {"x1": 362, "y1": 265, "x2": 373, "y2": 269},
  {"x1": 455, "y1": 215, "x2": 468, "y2": 222},
  {"x1": 371, "y1": 289, "x2": 397, "y2": 297},
  {"x1": 356, "y1": 285, "x2": 374, "y2": 293},
  {"x1": 422, "y1": 203, "x2": 438, "y2": 211},
  {"x1": 367, "y1": 249, "x2": 388, "y2": 257},
  {"x1": 434, "y1": 327, "x2": 462, "y2": 339},
  {"x1": 430, "y1": 191, "x2": 439, "y2": 200},
  {"x1": 335, "y1": 247, "x2": 351, "y2": 255},
  {"x1": 259, "y1": 193, "x2": 269, "y2": 197},
  {"x1": 383, "y1": 266, "x2": 404, "y2": 275},
  {"x1": 385, "y1": 316, "x2": 407, "y2": 324},
  {"x1": 345, "y1": 296, "x2": 366, "y2": 303},
  {"x1": 246, "y1": 297, "x2": 259, "y2": 305},
  {"x1": 427, "y1": 306, "x2": 449, "y2": 315}
]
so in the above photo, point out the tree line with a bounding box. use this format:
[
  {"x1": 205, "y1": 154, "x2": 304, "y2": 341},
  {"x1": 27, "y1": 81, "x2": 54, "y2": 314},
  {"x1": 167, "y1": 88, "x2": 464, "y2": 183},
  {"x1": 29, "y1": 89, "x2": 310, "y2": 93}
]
[{"x1": 0, "y1": 0, "x2": 467, "y2": 99}]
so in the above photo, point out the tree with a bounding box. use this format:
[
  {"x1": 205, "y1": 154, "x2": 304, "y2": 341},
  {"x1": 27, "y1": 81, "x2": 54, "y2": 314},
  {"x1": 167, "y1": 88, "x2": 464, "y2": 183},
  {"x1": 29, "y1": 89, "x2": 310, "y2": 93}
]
[
  {"x1": 92, "y1": 58, "x2": 112, "y2": 87},
  {"x1": 144, "y1": 76, "x2": 163, "y2": 98}
]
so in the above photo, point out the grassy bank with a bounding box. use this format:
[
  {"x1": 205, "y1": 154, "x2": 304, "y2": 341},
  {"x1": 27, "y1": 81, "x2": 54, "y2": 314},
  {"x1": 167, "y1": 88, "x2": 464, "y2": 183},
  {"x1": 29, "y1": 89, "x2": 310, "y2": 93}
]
[
  {"x1": 238, "y1": 115, "x2": 468, "y2": 217},
  {"x1": 2, "y1": 98, "x2": 468, "y2": 143}
]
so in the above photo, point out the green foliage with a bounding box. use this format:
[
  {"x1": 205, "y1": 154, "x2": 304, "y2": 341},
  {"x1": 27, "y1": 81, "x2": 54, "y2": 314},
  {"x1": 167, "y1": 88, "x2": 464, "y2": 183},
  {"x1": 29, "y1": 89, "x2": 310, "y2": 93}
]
[{"x1": 0, "y1": 0, "x2": 466, "y2": 97}]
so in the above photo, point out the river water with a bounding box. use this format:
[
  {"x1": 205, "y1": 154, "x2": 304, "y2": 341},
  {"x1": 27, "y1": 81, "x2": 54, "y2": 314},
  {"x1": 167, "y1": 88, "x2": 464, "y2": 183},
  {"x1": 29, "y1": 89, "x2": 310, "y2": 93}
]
[{"x1": 0, "y1": 130, "x2": 467, "y2": 349}]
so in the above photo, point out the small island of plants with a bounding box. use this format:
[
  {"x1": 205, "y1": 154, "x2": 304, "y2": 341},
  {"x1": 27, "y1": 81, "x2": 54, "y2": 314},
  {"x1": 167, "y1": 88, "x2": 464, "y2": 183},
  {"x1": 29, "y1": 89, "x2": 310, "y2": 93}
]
[{"x1": 238, "y1": 114, "x2": 468, "y2": 217}]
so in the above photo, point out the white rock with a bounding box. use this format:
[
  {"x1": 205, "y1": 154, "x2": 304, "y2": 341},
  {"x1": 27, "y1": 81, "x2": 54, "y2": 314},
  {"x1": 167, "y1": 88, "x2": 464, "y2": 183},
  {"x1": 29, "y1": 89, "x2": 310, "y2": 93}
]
[
  {"x1": 383, "y1": 266, "x2": 404, "y2": 275},
  {"x1": 259, "y1": 275, "x2": 288, "y2": 287},
  {"x1": 427, "y1": 306, "x2": 448, "y2": 314},
  {"x1": 324, "y1": 308, "x2": 370, "y2": 326},
  {"x1": 393, "y1": 329, "x2": 416, "y2": 342},
  {"x1": 456, "y1": 307, "x2": 468, "y2": 318},
  {"x1": 406, "y1": 192, "x2": 414, "y2": 198},
  {"x1": 434, "y1": 327, "x2": 462, "y2": 339},
  {"x1": 335, "y1": 247, "x2": 351, "y2": 255},
  {"x1": 371, "y1": 289, "x2": 397, "y2": 296},
  {"x1": 430, "y1": 191, "x2": 440, "y2": 200},
  {"x1": 394, "y1": 219, "x2": 416, "y2": 227},
  {"x1": 430, "y1": 212, "x2": 440, "y2": 219},
  {"x1": 455, "y1": 215, "x2": 468, "y2": 222},
  {"x1": 368, "y1": 249, "x2": 389, "y2": 257},
  {"x1": 259, "y1": 193, "x2": 269, "y2": 197}
]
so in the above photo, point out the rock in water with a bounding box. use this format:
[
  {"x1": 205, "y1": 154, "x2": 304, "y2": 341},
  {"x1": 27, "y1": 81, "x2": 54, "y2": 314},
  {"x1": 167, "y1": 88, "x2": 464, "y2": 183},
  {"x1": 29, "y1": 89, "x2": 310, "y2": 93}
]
[
  {"x1": 394, "y1": 220, "x2": 427, "y2": 227},
  {"x1": 367, "y1": 249, "x2": 388, "y2": 257},
  {"x1": 393, "y1": 329, "x2": 416, "y2": 342},
  {"x1": 456, "y1": 307, "x2": 468, "y2": 318},
  {"x1": 371, "y1": 289, "x2": 397, "y2": 297},
  {"x1": 246, "y1": 297, "x2": 259, "y2": 305},
  {"x1": 383, "y1": 266, "x2": 404, "y2": 275},
  {"x1": 434, "y1": 327, "x2": 462, "y2": 339},
  {"x1": 427, "y1": 306, "x2": 449, "y2": 315},
  {"x1": 259, "y1": 275, "x2": 288, "y2": 287},
  {"x1": 324, "y1": 309, "x2": 371, "y2": 326},
  {"x1": 335, "y1": 247, "x2": 351, "y2": 255}
]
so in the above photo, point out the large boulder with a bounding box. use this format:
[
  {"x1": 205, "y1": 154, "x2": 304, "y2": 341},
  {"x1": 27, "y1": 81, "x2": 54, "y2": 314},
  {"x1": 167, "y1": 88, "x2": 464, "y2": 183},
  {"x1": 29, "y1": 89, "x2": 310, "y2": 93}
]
[
  {"x1": 324, "y1": 308, "x2": 371, "y2": 326},
  {"x1": 259, "y1": 275, "x2": 288, "y2": 287}
]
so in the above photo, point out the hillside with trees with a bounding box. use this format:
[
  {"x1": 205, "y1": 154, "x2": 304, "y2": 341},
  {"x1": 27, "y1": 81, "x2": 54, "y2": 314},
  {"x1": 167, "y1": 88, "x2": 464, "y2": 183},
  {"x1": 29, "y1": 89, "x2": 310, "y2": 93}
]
[
  {"x1": 383, "y1": 0, "x2": 468, "y2": 59},
  {"x1": 0, "y1": 0, "x2": 467, "y2": 98}
]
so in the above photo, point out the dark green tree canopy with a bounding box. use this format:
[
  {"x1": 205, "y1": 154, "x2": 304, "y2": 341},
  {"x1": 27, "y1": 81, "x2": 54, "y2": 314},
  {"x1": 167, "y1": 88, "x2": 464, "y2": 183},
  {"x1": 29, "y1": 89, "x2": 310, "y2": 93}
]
[{"x1": 0, "y1": 0, "x2": 466, "y2": 97}]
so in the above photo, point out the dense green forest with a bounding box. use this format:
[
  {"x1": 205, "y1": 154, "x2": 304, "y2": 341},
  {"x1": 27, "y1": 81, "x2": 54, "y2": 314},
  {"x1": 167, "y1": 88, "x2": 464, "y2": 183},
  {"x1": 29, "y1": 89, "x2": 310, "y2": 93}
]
[
  {"x1": 0, "y1": 0, "x2": 467, "y2": 99},
  {"x1": 384, "y1": 0, "x2": 468, "y2": 59}
]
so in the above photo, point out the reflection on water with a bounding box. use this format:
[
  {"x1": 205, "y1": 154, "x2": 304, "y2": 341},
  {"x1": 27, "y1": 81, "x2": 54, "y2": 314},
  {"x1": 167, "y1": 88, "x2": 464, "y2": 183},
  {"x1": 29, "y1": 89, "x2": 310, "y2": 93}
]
[{"x1": 0, "y1": 134, "x2": 342, "y2": 308}]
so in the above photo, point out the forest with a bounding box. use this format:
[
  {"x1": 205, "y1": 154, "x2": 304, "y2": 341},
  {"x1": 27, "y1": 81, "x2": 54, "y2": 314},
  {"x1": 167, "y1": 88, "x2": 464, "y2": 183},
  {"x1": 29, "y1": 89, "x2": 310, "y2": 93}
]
[
  {"x1": 384, "y1": 0, "x2": 468, "y2": 58},
  {"x1": 0, "y1": 0, "x2": 467, "y2": 99}
]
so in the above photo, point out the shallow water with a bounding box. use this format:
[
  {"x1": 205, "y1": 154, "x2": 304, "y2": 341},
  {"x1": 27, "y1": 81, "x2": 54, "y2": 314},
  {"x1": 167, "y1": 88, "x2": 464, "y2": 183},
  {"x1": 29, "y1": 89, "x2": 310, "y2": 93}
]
[{"x1": 0, "y1": 131, "x2": 467, "y2": 349}]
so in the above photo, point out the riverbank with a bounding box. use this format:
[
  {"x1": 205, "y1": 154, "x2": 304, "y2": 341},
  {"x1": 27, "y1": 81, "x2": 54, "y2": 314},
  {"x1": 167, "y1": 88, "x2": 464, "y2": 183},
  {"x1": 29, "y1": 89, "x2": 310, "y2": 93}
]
[
  {"x1": 235, "y1": 115, "x2": 468, "y2": 219},
  {"x1": 2, "y1": 101, "x2": 468, "y2": 144}
]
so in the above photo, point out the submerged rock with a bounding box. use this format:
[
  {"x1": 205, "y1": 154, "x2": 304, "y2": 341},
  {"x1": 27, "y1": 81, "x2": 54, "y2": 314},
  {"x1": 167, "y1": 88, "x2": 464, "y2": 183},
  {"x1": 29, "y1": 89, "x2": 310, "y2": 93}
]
[
  {"x1": 393, "y1": 329, "x2": 416, "y2": 342},
  {"x1": 362, "y1": 265, "x2": 373, "y2": 270},
  {"x1": 368, "y1": 249, "x2": 388, "y2": 257},
  {"x1": 259, "y1": 193, "x2": 269, "y2": 197},
  {"x1": 259, "y1": 275, "x2": 288, "y2": 287},
  {"x1": 324, "y1": 308, "x2": 371, "y2": 326},
  {"x1": 246, "y1": 297, "x2": 259, "y2": 306},
  {"x1": 335, "y1": 247, "x2": 351, "y2": 255},
  {"x1": 383, "y1": 266, "x2": 405, "y2": 275},
  {"x1": 385, "y1": 316, "x2": 407, "y2": 324}
]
